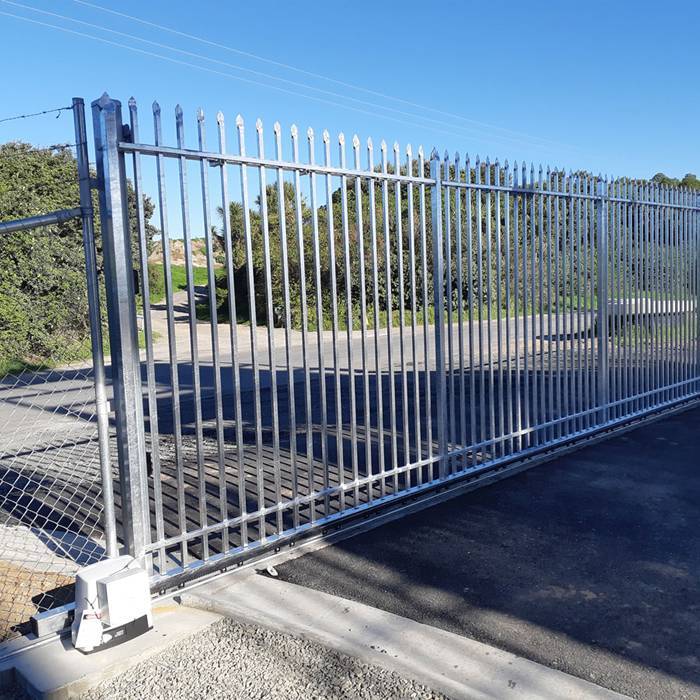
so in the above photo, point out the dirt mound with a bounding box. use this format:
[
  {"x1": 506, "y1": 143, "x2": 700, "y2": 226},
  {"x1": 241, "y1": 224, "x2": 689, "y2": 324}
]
[{"x1": 149, "y1": 238, "x2": 222, "y2": 268}]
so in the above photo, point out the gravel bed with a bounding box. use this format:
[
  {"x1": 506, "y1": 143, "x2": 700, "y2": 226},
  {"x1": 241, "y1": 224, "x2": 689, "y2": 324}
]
[{"x1": 81, "y1": 618, "x2": 448, "y2": 700}]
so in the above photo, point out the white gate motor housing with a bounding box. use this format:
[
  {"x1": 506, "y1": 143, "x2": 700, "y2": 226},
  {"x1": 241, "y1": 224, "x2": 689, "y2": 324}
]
[{"x1": 71, "y1": 555, "x2": 152, "y2": 653}]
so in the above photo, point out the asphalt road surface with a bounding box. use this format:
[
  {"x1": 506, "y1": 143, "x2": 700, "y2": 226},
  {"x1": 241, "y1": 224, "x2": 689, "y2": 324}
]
[{"x1": 277, "y1": 405, "x2": 700, "y2": 700}]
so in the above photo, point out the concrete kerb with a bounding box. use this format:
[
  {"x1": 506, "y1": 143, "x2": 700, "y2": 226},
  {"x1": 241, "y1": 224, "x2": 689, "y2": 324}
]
[{"x1": 181, "y1": 572, "x2": 631, "y2": 700}]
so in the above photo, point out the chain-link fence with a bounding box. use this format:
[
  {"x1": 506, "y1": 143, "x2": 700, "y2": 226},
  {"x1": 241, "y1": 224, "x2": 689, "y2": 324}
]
[
  {"x1": 0, "y1": 325, "x2": 114, "y2": 646},
  {"x1": 0, "y1": 100, "x2": 112, "y2": 642},
  {"x1": 0, "y1": 347, "x2": 108, "y2": 641}
]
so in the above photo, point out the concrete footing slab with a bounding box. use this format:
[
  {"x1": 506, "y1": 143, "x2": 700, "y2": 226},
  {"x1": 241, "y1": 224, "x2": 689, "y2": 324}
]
[
  {"x1": 0, "y1": 601, "x2": 221, "y2": 699},
  {"x1": 182, "y1": 572, "x2": 630, "y2": 700}
]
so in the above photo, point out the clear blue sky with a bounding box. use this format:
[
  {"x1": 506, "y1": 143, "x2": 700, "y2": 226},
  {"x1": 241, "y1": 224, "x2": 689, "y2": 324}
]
[{"x1": 0, "y1": 0, "x2": 698, "y2": 181}]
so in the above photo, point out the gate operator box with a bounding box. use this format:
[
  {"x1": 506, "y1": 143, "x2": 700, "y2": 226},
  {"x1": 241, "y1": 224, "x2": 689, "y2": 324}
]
[{"x1": 71, "y1": 555, "x2": 152, "y2": 653}]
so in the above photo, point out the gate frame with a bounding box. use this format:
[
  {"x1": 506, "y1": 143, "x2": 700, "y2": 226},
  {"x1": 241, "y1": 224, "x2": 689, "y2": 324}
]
[{"x1": 91, "y1": 91, "x2": 700, "y2": 589}]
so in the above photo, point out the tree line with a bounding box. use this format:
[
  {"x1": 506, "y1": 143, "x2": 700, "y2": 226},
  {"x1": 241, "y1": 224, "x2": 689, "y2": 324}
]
[{"x1": 0, "y1": 141, "x2": 695, "y2": 374}]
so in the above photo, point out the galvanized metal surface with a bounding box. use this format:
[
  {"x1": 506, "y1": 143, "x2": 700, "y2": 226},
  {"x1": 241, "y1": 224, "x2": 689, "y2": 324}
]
[
  {"x1": 0, "y1": 207, "x2": 82, "y2": 235},
  {"x1": 95, "y1": 92, "x2": 700, "y2": 585},
  {"x1": 92, "y1": 94, "x2": 150, "y2": 563}
]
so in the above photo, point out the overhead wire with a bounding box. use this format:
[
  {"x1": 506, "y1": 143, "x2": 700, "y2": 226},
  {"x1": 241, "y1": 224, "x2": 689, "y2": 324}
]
[
  {"x1": 0, "y1": 1, "x2": 576, "y2": 155},
  {"x1": 0, "y1": 8, "x2": 548, "y2": 152},
  {"x1": 69, "y1": 0, "x2": 572, "y2": 151},
  {"x1": 2, "y1": 0, "x2": 565, "y2": 150}
]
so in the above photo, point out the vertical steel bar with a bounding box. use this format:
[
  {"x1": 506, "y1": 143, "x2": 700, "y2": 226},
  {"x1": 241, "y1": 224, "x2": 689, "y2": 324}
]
[
  {"x1": 430, "y1": 150, "x2": 448, "y2": 479},
  {"x1": 561, "y1": 170, "x2": 570, "y2": 434},
  {"x1": 575, "y1": 174, "x2": 584, "y2": 430},
  {"x1": 236, "y1": 116, "x2": 266, "y2": 540},
  {"x1": 476, "y1": 158, "x2": 486, "y2": 451},
  {"x1": 338, "y1": 134, "x2": 359, "y2": 505},
  {"x1": 633, "y1": 178, "x2": 642, "y2": 413},
  {"x1": 352, "y1": 136, "x2": 372, "y2": 500},
  {"x1": 216, "y1": 112, "x2": 248, "y2": 546},
  {"x1": 554, "y1": 169, "x2": 562, "y2": 436},
  {"x1": 454, "y1": 154, "x2": 467, "y2": 461},
  {"x1": 582, "y1": 175, "x2": 596, "y2": 428},
  {"x1": 647, "y1": 180, "x2": 652, "y2": 410},
  {"x1": 671, "y1": 187, "x2": 677, "y2": 400},
  {"x1": 545, "y1": 168, "x2": 554, "y2": 441},
  {"x1": 654, "y1": 182, "x2": 662, "y2": 407},
  {"x1": 512, "y1": 163, "x2": 522, "y2": 452},
  {"x1": 494, "y1": 161, "x2": 505, "y2": 455},
  {"x1": 611, "y1": 179, "x2": 617, "y2": 410},
  {"x1": 485, "y1": 160, "x2": 496, "y2": 456},
  {"x1": 443, "y1": 151, "x2": 455, "y2": 469},
  {"x1": 322, "y1": 130, "x2": 344, "y2": 511},
  {"x1": 568, "y1": 172, "x2": 576, "y2": 432},
  {"x1": 118, "y1": 106, "x2": 157, "y2": 563},
  {"x1": 503, "y1": 162, "x2": 513, "y2": 454},
  {"x1": 588, "y1": 175, "x2": 596, "y2": 424},
  {"x1": 367, "y1": 139, "x2": 386, "y2": 496},
  {"x1": 521, "y1": 162, "x2": 531, "y2": 447},
  {"x1": 680, "y1": 188, "x2": 687, "y2": 396},
  {"x1": 273, "y1": 123, "x2": 300, "y2": 528},
  {"x1": 537, "y1": 166, "x2": 545, "y2": 439},
  {"x1": 307, "y1": 128, "x2": 330, "y2": 513},
  {"x1": 196, "y1": 110, "x2": 228, "y2": 554},
  {"x1": 530, "y1": 165, "x2": 539, "y2": 442},
  {"x1": 683, "y1": 192, "x2": 688, "y2": 389},
  {"x1": 616, "y1": 179, "x2": 623, "y2": 416},
  {"x1": 622, "y1": 179, "x2": 633, "y2": 414},
  {"x1": 418, "y1": 147, "x2": 433, "y2": 475},
  {"x1": 175, "y1": 105, "x2": 208, "y2": 559},
  {"x1": 380, "y1": 142, "x2": 398, "y2": 490},
  {"x1": 695, "y1": 194, "x2": 700, "y2": 393},
  {"x1": 596, "y1": 175, "x2": 609, "y2": 424},
  {"x1": 393, "y1": 143, "x2": 410, "y2": 479},
  {"x1": 664, "y1": 184, "x2": 671, "y2": 404},
  {"x1": 406, "y1": 146, "x2": 422, "y2": 478},
  {"x1": 257, "y1": 120, "x2": 283, "y2": 532},
  {"x1": 663, "y1": 184, "x2": 670, "y2": 404},
  {"x1": 152, "y1": 100, "x2": 187, "y2": 565},
  {"x1": 465, "y1": 157, "x2": 477, "y2": 461},
  {"x1": 290, "y1": 125, "x2": 315, "y2": 520}
]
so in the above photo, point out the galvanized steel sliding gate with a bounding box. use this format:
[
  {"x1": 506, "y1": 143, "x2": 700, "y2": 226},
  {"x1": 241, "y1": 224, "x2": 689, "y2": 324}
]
[{"x1": 91, "y1": 93, "x2": 700, "y2": 585}]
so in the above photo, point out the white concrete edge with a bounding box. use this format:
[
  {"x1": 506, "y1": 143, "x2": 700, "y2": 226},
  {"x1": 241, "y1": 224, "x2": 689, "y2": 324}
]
[{"x1": 181, "y1": 574, "x2": 631, "y2": 700}]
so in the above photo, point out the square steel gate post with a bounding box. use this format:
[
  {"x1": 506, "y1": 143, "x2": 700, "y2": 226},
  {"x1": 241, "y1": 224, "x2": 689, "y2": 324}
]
[
  {"x1": 430, "y1": 151, "x2": 448, "y2": 478},
  {"x1": 596, "y1": 176, "x2": 610, "y2": 424},
  {"x1": 92, "y1": 93, "x2": 151, "y2": 564}
]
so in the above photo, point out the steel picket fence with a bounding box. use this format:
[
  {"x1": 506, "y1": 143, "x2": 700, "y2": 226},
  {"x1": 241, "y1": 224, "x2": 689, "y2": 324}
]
[{"x1": 83, "y1": 93, "x2": 700, "y2": 587}]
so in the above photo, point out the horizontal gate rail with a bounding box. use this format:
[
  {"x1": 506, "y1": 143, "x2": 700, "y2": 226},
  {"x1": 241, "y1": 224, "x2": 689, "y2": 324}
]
[{"x1": 0, "y1": 207, "x2": 82, "y2": 234}]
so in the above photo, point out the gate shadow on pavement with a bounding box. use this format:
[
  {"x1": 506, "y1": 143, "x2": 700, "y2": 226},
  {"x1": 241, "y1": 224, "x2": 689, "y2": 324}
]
[{"x1": 275, "y1": 405, "x2": 700, "y2": 700}]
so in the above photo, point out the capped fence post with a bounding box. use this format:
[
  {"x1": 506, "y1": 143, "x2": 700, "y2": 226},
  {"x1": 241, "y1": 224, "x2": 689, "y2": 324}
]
[
  {"x1": 91, "y1": 93, "x2": 151, "y2": 565},
  {"x1": 596, "y1": 176, "x2": 610, "y2": 424},
  {"x1": 73, "y1": 97, "x2": 118, "y2": 559},
  {"x1": 430, "y1": 150, "x2": 448, "y2": 478}
]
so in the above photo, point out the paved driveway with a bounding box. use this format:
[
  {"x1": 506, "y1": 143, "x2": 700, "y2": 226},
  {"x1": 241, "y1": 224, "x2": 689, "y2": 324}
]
[{"x1": 277, "y1": 405, "x2": 700, "y2": 700}]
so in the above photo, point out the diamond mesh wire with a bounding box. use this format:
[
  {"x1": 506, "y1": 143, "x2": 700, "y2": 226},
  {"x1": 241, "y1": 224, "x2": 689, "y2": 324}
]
[{"x1": 0, "y1": 313, "x2": 108, "y2": 641}]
